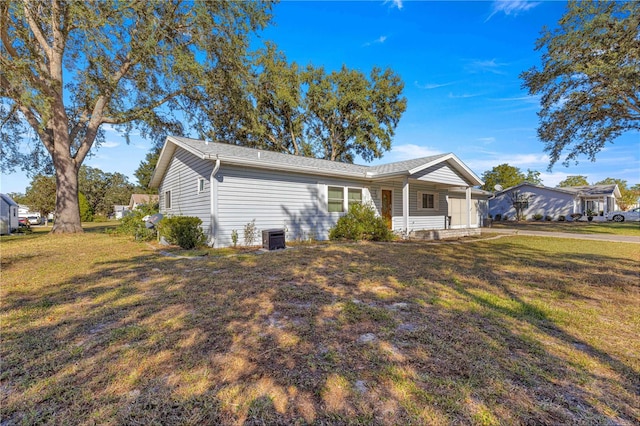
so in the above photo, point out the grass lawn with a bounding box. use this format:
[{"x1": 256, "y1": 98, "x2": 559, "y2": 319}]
[
  {"x1": 1, "y1": 230, "x2": 639, "y2": 425},
  {"x1": 490, "y1": 220, "x2": 640, "y2": 236}
]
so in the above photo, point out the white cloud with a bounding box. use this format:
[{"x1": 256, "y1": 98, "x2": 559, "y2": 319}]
[
  {"x1": 414, "y1": 81, "x2": 455, "y2": 90},
  {"x1": 448, "y1": 92, "x2": 484, "y2": 99},
  {"x1": 486, "y1": 0, "x2": 540, "y2": 22},
  {"x1": 101, "y1": 141, "x2": 120, "y2": 148},
  {"x1": 388, "y1": 144, "x2": 442, "y2": 160},
  {"x1": 384, "y1": 0, "x2": 403, "y2": 10},
  {"x1": 466, "y1": 58, "x2": 509, "y2": 74},
  {"x1": 466, "y1": 152, "x2": 549, "y2": 172},
  {"x1": 363, "y1": 35, "x2": 388, "y2": 47},
  {"x1": 477, "y1": 137, "x2": 496, "y2": 144}
]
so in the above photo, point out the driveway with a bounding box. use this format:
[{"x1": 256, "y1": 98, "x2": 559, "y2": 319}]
[{"x1": 482, "y1": 228, "x2": 640, "y2": 244}]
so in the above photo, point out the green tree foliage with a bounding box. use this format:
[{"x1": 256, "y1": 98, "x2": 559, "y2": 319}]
[
  {"x1": 134, "y1": 147, "x2": 162, "y2": 192},
  {"x1": 22, "y1": 174, "x2": 56, "y2": 217},
  {"x1": 595, "y1": 178, "x2": 639, "y2": 210},
  {"x1": 481, "y1": 164, "x2": 541, "y2": 191},
  {"x1": 79, "y1": 166, "x2": 134, "y2": 216},
  {"x1": 251, "y1": 44, "x2": 311, "y2": 156},
  {"x1": 557, "y1": 175, "x2": 589, "y2": 187},
  {"x1": 521, "y1": 0, "x2": 640, "y2": 168},
  {"x1": 0, "y1": 1, "x2": 272, "y2": 233},
  {"x1": 78, "y1": 192, "x2": 93, "y2": 222},
  {"x1": 524, "y1": 169, "x2": 543, "y2": 185},
  {"x1": 303, "y1": 65, "x2": 406, "y2": 162},
  {"x1": 329, "y1": 203, "x2": 393, "y2": 242}
]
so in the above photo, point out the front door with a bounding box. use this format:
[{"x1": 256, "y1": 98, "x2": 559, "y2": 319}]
[{"x1": 382, "y1": 190, "x2": 392, "y2": 229}]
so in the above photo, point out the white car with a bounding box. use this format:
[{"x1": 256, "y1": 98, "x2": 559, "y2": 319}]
[{"x1": 605, "y1": 207, "x2": 640, "y2": 222}]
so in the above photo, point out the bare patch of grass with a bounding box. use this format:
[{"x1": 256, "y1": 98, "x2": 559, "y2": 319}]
[{"x1": 1, "y1": 233, "x2": 639, "y2": 425}]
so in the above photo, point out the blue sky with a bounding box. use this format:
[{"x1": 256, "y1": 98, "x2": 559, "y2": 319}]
[{"x1": 2, "y1": 0, "x2": 638, "y2": 194}]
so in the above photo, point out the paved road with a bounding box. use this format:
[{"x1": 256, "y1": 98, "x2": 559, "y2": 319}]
[{"x1": 481, "y1": 228, "x2": 640, "y2": 244}]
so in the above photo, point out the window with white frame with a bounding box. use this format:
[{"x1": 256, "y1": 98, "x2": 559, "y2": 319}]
[
  {"x1": 348, "y1": 188, "x2": 362, "y2": 207},
  {"x1": 197, "y1": 178, "x2": 205, "y2": 193},
  {"x1": 418, "y1": 191, "x2": 438, "y2": 210},
  {"x1": 328, "y1": 186, "x2": 362, "y2": 212},
  {"x1": 164, "y1": 190, "x2": 171, "y2": 209},
  {"x1": 328, "y1": 186, "x2": 344, "y2": 212}
]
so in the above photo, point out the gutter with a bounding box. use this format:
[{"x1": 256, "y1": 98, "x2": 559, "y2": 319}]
[{"x1": 208, "y1": 156, "x2": 221, "y2": 247}]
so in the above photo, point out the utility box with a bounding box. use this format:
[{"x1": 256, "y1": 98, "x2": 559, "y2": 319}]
[{"x1": 262, "y1": 229, "x2": 286, "y2": 250}]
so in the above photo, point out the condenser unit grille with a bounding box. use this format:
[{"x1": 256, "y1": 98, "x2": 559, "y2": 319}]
[{"x1": 262, "y1": 229, "x2": 286, "y2": 250}]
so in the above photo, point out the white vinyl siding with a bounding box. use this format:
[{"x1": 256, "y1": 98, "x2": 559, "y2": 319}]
[
  {"x1": 412, "y1": 162, "x2": 468, "y2": 186},
  {"x1": 158, "y1": 147, "x2": 213, "y2": 232}
]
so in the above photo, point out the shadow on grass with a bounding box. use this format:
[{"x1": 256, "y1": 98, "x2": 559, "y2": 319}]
[{"x1": 1, "y1": 235, "x2": 639, "y2": 424}]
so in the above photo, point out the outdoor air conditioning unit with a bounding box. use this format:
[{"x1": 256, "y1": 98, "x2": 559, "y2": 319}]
[{"x1": 262, "y1": 229, "x2": 286, "y2": 250}]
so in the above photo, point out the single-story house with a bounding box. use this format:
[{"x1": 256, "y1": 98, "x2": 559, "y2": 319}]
[
  {"x1": 488, "y1": 183, "x2": 621, "y2": 221},
  {"x1": 1, "y1": 193, "x2": 19, "y2": 235},
  {"x1": 128, "y1": 194, "x2": 159, "y2": 211},
  {"x1": 149, "y1": 136, "x2": 488, "y2": 247}
]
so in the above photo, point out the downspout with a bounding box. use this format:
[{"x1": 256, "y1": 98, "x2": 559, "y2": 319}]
[{"x1": 209, "y1": 156, "x2": 221, "y2": 247}]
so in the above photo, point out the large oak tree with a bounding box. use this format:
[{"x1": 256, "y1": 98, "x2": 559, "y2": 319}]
[
  {"x1": 521, "y1": 0, "x2": 640, "y2": 168},
  {"x1": 1, "y1": 0, "x2": 272, "y2": 233}
]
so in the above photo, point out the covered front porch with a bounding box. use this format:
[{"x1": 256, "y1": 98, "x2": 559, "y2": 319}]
[{"x1": 365, "y1": 154, "x2": 487, "y2": 238}]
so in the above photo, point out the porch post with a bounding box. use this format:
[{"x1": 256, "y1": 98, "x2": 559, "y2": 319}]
[
  {"x1": 403, "y1": 176, "x2": 409, "y2": 235},
  {"x1": 603, "y1": 196, "x2": 608, "y2": 216},
  {"x1": 466, "y1": 186, "x2": 471, "y2": 228}
]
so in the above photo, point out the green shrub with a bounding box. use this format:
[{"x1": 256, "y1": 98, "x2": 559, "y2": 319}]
[
  {"x1": 533, "y1": 213, "x2": 543, "y2": 221},
  {"x1": 558, "y1": 215, "x2": 566, "y2": 222},
  {"x1": 545, "y1": 215, "x2": 552, "y2": 221},
  {"x1": 116, "y1": 204, "x2": 158, "y2": 241},
  {"x1": 79, "y1": 192, "x2": 94, "y2": 222},
  {"x1": 329, "y1": 203, "x2": 393, "y2": 242},
  {"x1": 159, "y1": 216, "x2": 206, "y2": 249}
]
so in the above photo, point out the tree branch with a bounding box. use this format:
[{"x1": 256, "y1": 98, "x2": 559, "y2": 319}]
[{"x1": 23, "y1": 0, "x2": 53, "y2": 63}]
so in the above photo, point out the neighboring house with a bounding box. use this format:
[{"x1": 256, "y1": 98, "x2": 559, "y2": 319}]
[
  {"x1": 1, "y1": 193, "x2": 19, "y2": 235},
  {"x1": 112, "y1": 205, "x2": 129, "y2": 219},
  {"x1": 150, "y1": 136, "x2": 487, "y2": 247},
  {"x1": 488, "y1": 183, "x2": 620, "y2": 221},
  {"x1": 128, "y1": 194, "x2": 159, "y2": 211}
]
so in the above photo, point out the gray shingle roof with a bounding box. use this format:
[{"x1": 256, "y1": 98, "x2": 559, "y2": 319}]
[
  {"x1": 150, "y1": 136, "x2": 483, "y2": 187},
  {"x1": 172, "y1": 136, "x2": 370, "y2": 176},
  {"x1": 560, "y1": 184, "x2": 618, "y2": 196},
  {"x1": 367, "y1": 154, "x2": 449, "y2": 175}
]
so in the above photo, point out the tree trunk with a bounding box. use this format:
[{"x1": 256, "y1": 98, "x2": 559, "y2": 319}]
[{"x1": 51, "y1": 154, "x2": 83, "y2": 233}]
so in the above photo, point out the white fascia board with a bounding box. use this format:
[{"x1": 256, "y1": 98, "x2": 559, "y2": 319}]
[{"x1": 148, "y1": 138, "x2": 176, "y2": 189}]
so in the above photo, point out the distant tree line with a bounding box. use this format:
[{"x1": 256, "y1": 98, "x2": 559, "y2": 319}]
[{"x1": 10, "y1": 166, "x2": 138, "y2": 221}]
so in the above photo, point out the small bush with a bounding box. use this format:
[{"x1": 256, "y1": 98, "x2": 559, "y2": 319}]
[
  {"x1": 231, "y1": 230, "x2": 239, "y2": 247},
  {"x1": 243, "y1": 219, "x2": 258, "y2": 246},
  {"x1": 159, "y1": 216, "x2": 206, "y2": 249},
  {"x1": 494, "y1": 213, "x2": 502, "y2": 221},
  {"x1": 502, "y1": 214, "x2": 509, "y2": 221},
  {"x1": 545, "y1": 215, "x2": 552, "y2": 221},
  {"x1": 533, "y1": 213, "x2": 543, "y2": 221},
  {"x1": 116, "y1": 204, "x2": 158, "y2": 241},
  {"x1": 329, "y1": 203, "x2": 393, "y2": 242},
  {"x1": 558, "y1": 215, "x2": 566, "y2": 222}
]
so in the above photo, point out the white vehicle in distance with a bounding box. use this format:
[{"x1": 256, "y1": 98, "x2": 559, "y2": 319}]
[{"x1": 605, "y1": 207, "x2": 640, "y2": 222}]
